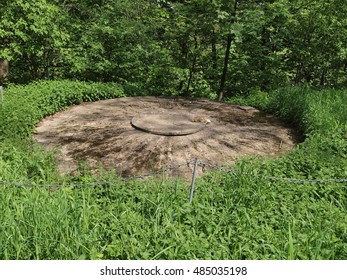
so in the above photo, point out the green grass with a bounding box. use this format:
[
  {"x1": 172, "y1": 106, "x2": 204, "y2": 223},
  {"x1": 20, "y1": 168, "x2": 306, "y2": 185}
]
[{"x1": 0, "y1": 82, "x2": 346, "y2": 259}]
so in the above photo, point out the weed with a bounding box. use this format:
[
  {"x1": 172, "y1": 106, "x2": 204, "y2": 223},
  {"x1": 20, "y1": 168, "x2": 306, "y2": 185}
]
[{"x1": 0, "y1": 82, "x2": 346, "y2": 259}]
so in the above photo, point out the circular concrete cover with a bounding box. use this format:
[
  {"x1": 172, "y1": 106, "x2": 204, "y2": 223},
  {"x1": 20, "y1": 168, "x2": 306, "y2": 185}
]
[
  {"x1": 131, "y1": 113, "x2": 206, "y2": 136},
  {"x1": 34, "y1": 96, "x2": 299, "y2": 178}
]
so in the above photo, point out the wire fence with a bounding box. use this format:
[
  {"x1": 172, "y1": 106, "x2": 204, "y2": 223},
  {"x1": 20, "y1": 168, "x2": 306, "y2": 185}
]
[
  {"x1": 188, "y1": 159, "x2": 347, "y2": 184},
  {"x1": 1, "y1": 158, "x2": 347, "y2": 203},
  {"x1": 1, "y1": 158, "x2": 346, "y2": 189},
  {"x1": 186, "y1": 159, "x2": 347, "y2": 202},
  {"x1": 0, "y1": 162, "x2": 189, "y2": 188}
]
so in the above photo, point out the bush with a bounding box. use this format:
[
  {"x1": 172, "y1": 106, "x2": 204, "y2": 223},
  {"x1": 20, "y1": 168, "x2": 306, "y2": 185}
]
[{"x1": 0, "y1": 80, "x2": 124, "y2": 139}]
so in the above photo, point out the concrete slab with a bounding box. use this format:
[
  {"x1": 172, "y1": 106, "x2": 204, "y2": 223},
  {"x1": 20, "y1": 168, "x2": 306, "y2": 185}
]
[{"x1": 131, "y1": 113, "x2": 206, "y2": 136}]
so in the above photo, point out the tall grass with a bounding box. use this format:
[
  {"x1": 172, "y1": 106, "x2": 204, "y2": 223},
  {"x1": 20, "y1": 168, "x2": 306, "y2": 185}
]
[
  {"x1": 0, "y1": 185, "x2": 101, "y2": 259},
  {"x1": 269, "y1": 87, "x2": 347, "y2": 135},
  {"x1": 0, "y1": 82, "x2": 346, "y2": 259}
]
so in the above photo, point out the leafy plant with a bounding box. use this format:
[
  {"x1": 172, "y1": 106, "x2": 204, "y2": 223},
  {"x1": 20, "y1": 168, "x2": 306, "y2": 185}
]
[{"x1": 0, "y1": 83, "x2": 346, "y2": 260}]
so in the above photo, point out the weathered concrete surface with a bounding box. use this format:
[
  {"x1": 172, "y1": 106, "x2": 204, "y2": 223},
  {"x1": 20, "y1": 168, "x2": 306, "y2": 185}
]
[
  {"x1": 131, "y1": 113, "x2": 206, "y2": 136},
  {"x1": 34, "y1": 96, "x2": 300, "y2": 179}
]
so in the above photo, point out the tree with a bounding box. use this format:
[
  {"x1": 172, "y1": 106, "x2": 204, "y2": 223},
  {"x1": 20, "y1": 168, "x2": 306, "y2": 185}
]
[
  {"x1": 217, "y1": 0, "x2": 240, "y2": 101},
  {"x1": 0, "y1": 0, "x2": 71, "y2": 82},
  {"x1": 1, "y1": 0, "x2": 346, "y2": 92},
  {"x1": 285, "y1": 0, "x2": 347, "y2": 86},
  {"x1": 0, "y1": 59, "x2": 9, "y2": 85}
]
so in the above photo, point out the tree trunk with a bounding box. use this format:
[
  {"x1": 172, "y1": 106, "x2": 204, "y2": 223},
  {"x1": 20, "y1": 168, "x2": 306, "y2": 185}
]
[
  {"x1": 218, "y1": 34, "x2": 233, "y2": 101},
  {"x1": 320, "y1": 68, "x2": 327, "y2": 86},
  {"x1": 44, "y1": 48, "x2": 51, "y2": 80},
  {"x1": 184, "y1": 32, "x2": 198, "y2": 96},
  {"x1": 211, "y1": 29, "x2": 217, "y2": 71},
  {"x1": 217, "y1": 0, "x2": 239, "y2": 102},
  {"x1": 0, "y1": 59, "x2": 9, "y2": 85},
  {"x1": 185, "y1": 57, "x2": 196, "y2": 96}
]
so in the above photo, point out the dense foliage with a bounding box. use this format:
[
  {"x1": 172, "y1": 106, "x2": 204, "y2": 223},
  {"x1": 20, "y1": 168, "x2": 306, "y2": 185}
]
[
  {"x1": 0, "y1": 0, "x2": 346, "y2": 261},
  {"x1": 1, "y1": 0, "x2": 347, "y2": 97},
  {"x1": 0, "y1": 80, "x2": 124, "y2": 139},
  {"x1": 0, "y1": 82, "x2": 346, "y2": 259}
]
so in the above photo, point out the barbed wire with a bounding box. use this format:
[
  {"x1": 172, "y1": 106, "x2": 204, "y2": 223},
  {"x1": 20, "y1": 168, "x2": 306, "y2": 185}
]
[
  {"x1": 0, "y1": 158, "x2": 346, "y2": 188},
  {"x1": 191, "y1": 159, "x2": 347, "y2": 185},
  {"x1": 0, "y1": 161, "x2": 189, "y2": 188}
]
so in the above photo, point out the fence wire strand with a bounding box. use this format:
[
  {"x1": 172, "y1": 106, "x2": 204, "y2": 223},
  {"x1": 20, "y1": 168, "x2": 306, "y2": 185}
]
[
  {"x1": 0, "y1": 158, "x2": 346, "y2": 188},
  {"x1": 194, "y1": 160, "x2": 347, "y2": 185},
  {"x1": 0, "y1": 161, "x2": 190, "y2": 188}
]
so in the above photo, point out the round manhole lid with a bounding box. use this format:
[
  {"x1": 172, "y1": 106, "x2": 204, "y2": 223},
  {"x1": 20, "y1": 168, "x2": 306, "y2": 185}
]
[{"x1": 131, "y1": 113, "x2": 206, "y2": 136}]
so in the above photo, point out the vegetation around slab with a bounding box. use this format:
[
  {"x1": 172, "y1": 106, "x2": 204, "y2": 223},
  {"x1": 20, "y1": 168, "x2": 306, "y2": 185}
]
[
  {"x1": 1, "y1": 0, "x2": 346, "y2": 260},
  {"x1": 0, "y1": 82, "x2": 346, "y2": 260}
]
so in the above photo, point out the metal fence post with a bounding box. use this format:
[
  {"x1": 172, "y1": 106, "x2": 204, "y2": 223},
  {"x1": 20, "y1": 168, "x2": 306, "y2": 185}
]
[
  {"x1": 189, "y1": 158, "x2": 199, "y2": 203},
  {"x1": 0, "y1": 86, "x2": 3, "y2": 110}
]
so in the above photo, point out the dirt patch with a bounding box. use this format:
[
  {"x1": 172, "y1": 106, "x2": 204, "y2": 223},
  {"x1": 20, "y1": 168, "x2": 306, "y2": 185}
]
[{"x1": 34, "y1": 96, "x2": 300, "y2": 179}]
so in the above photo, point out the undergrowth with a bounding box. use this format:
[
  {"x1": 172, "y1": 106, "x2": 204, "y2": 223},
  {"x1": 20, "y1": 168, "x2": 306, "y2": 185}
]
[
  {"x1": 0, "y1": 80, "x2": 124, "y2": 139},
  {"x1": 0, "y1": 82, "x2": 346, "y2": 259}
]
